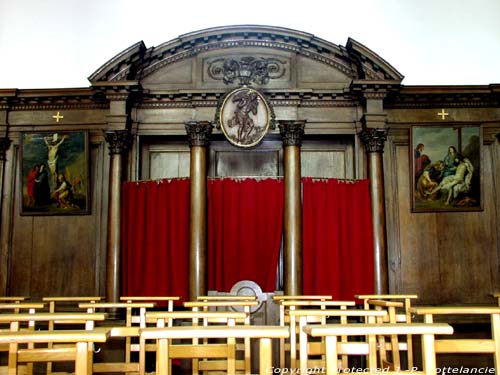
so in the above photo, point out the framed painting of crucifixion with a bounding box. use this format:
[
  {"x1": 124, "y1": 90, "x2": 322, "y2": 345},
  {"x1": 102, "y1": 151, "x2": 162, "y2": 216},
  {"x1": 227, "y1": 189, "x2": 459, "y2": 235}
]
[{"x1": 20, "y1": 130, "x2": 90, "y2": 215}]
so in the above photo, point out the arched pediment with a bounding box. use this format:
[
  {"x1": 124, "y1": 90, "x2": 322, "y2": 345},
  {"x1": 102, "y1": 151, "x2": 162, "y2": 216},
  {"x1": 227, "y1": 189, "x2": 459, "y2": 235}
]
[{"x1": 89, "y1": 25, "x2": 403, "y2": 89}]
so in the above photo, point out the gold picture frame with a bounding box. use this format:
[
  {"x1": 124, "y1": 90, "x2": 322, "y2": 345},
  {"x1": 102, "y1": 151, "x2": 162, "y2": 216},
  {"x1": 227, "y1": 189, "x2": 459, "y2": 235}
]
[
  {"x1": 411, "y1": 125, "x2": 482, "y2": 212},
  {"x1": 218, "y1": 87, "x2": 272, "y2": 148},
  {"x1": 20, "y1": 130, "x2": 90, "y2": 215}
]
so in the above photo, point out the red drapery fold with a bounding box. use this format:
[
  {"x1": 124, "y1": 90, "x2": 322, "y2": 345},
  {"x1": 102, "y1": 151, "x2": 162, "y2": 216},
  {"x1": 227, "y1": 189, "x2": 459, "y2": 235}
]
[
  {"x1": 302, "y1": 178, "x2": 374, "y2": 300},
  {"x1": 121, "y1": 178, "x2": 190, "y2": 303},
  {"x1": 208, "y1": 178, "x2": 284, "y2": 292}
]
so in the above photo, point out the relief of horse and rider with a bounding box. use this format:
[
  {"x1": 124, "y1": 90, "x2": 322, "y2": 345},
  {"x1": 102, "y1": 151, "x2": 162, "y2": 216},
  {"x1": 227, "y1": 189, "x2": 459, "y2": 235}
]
[{"x1": 224, "y1": 88, "x2": 269, "y2": 147}]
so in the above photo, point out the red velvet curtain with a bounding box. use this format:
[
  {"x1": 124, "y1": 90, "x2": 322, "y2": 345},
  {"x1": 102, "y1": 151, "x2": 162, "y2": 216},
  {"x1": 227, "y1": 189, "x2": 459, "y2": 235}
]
[
  {"x1": 302, "y1": 178, "x2": 374, "y2": 300},
  {"x1": 121, "y1": 178, "x2": 190, "y2": 303},
  {"x1": 208, "y1": 178, "x2": 284, "y2": 292}
]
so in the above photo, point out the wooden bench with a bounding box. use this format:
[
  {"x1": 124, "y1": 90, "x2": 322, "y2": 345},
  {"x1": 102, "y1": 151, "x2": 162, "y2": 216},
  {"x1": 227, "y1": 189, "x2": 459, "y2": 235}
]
[
  {"x1": 184, "y1": 300, "x2": 258, "y2": 374},
  {"x1": 272, "y1": 295, "x2": 333, "y2": 368},
  {"x1": 79, "y1": 302, "x2": 155, "y2": 374},
  {"x1": 0, "y1": 303, "x2": 45, "y2": 315},
  {"x1": 144, "y1": 311, "x2": 248, "y2": 375},
  {"x1": 42, "y1": 297, "x2": 104, "y2": 313},
  {"x1": 410, "y1": 306, "x2": 500, "y2": 373},
  {"x1": 197, "y1": 295, "x2": 257, "y2": 301},
  {"x1": 290, "y1": 308, "x2": 388, "y2": 371},
  {"x1": 356, "y1": 294, "x2": 418, "y2": 368},
  {"x1": 303, "y1": 323, "x2": 453, "y2": 375},
  {"x1": 120, "y1": 296, "x2": 180, "y2": 311},
  {"x1": 140, "y1": 325, "x2": 289, "y2": 375},
  {"x1": 0, "y1": 313, "x2": 106, "y2": 375},
  {"x1": 0, "y1": 329, "x2": 109, "y2": 375},
  {"x1": 282, "y1": 301, "x2": 357, "y2": 368},
  {"x1": 0, "y1": 298, "x2": 29, "y2": 303}
]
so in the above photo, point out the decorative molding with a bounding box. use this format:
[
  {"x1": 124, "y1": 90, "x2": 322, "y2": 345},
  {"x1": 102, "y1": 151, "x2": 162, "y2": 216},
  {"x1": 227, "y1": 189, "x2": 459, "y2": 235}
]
[
  {"x1": 141, "y1": 39, "x2": 354, "y2": 80},
  {"x1": 359, "y1": 128, "x2": 388, "y2": 153},
  {"x1": 207, "y1": 56, "x2": 287, "y2": 85},
  {"x1": 363, "y1": 90, "x2": 388, "y2": 100},
  {"x1": 185, "y1": 121, "x2": 213, "y2": 147},
  {"x1": 385, "y1": 87, "x2": 499, "y2": 109},
  {"x1": 10, "y1": 103, "x2": 109, "y2": 111},
  {"x1": 103, "y1": 130, "x2": 133, "y2": 155},
  {"x1": 0, "y1": 137, "x2": 12, "y2": 161},
  {"x1": 278, "y1": 120, "x2": 306, "y2": 147}
]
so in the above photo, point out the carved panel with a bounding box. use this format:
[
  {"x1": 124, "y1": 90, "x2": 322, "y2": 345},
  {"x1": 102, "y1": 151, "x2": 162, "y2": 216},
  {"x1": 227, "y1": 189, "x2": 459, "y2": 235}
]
[
  {"x1": 206, "y1": 56, "x2": 287, "y2": 86},
  {"x1": 301, "y1": 138, "x2": 354, "y2": 179},
  {"x1": 140, "y1": 141, "x2": 190, "y2": 180},
  {"x1": 202, "y1": 53, "x2": 291, "y2": 88}
]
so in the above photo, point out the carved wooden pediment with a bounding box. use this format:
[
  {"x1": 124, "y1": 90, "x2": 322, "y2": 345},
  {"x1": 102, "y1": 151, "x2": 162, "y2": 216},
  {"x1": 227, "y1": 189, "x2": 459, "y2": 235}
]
[{"x1": 88, "y1": 25, "x2": 403, "y2": 88}]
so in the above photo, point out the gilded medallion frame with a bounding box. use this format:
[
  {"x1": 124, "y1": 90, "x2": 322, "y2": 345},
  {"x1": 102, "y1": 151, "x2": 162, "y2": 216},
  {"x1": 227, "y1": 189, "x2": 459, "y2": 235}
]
[{"x1": 216, "y1": 87, "x2": 273, "y2": 148}]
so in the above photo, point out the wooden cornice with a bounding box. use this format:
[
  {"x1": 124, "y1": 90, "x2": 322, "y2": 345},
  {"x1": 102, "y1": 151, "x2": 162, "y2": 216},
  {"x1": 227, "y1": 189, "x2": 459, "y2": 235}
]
[
  {"x1": 0, "y1": 87, "x2": 107, "y2": 110},
  {"x1": 385, "y1": 84, "x2": 500, "y2": 108}
]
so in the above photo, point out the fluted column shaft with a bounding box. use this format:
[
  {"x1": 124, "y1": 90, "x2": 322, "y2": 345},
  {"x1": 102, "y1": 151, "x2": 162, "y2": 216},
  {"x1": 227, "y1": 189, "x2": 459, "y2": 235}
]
[
  {"x1": 279, "y1": 120, "x2": 305, "y2": 296},
  {"x1": 359, "y1": 128, "x2": 388, "y2": 294},
  {"x1": 104, "y1": 130, "x2": 132, "y2": 303},
  {"x1": 186, "y1": 121, "x2": 213, "y2": 300}
]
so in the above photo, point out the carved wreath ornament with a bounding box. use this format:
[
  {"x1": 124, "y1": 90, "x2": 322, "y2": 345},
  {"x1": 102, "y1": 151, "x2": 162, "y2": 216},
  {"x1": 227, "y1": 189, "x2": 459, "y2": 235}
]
[{"x1": 207, "y1": 57, "x2": 286, "y2": 86}]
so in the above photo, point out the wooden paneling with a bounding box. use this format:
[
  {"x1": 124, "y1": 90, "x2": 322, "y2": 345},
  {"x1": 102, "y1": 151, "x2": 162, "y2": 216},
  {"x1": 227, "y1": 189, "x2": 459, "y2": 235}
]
[
  {"x1": 301, "y1": 138, "x2": 354, "y2": 179},
  {"x1": 386, "y1": 140, "x2": 499, "y2": 304},
  {"x1": 141, "y1": 141, "x2": 190, "y2": 179},
  {"x1": 7, "y1": 141, "x2": 105, "y2": 299},
  {"x1": 209, "y1": 140, "x2": 282, "y2": 178}
]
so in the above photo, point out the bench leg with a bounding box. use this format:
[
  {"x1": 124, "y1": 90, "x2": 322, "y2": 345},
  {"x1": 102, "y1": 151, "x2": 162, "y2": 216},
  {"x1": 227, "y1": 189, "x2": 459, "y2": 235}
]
[
  {"x1": 259, "y1": 338, "x2": 272, "y2": 375},
  {"x1": 421, "y1": 334, "x2": 437, "y2": 375}
]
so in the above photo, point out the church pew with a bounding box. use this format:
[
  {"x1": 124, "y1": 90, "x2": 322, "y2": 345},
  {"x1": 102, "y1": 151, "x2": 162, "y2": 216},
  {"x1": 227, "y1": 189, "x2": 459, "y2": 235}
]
[
  {"x1": 0, "y1": 298, "x2": 29, "y2": 303},
  {"x1": 303, "y1": 323, "x2": 453, "y2": 375},
  {"x1": 365, "y1": 299, "x2": 406, "y2": 369},
  {"x1": 0, "y1": 303, "x2": 45, "y2": 316},
  {"x1": 120, "y1": 296, "x2": 180, "y2": 312},
  {"x1": 0, "y1": 329, "x2": 109, "y2": 375},
  {"x1": 0, "y1": 312, "x2": 106, "y2": 375},
  {"x1": 356, "y1": 294, "x2": 418, "y2": 368},
  {"x1": 184, "y1": 300, "x2": 258, "y2": 374},
  {"x1": 0, "y1": 304, "x2": 46, "y2": 350},
  {"x1": 140, "y1": 325, "x2": 289, "y2": 375},
  {"x1": 282, "y1": 301, "x2": 356, "y2": 368},
  {"x1": 410, "y1": 306, "x2": 500, "y2": 374},
  {"x1": 42, "y1": 296, "x2": 104, "y2": 313},
  {"x1": 272, "y1": 295, "x2": 333, "y2": 368},
  {"x1": 144, "y1": 311, "x2": 248, "y2": 375},
  {"x1": 290, "y1": 308, "x2": 388, "y2": 371},
  {"x1": 79, "y1": 302, "x2": 155, "y2": 374}
]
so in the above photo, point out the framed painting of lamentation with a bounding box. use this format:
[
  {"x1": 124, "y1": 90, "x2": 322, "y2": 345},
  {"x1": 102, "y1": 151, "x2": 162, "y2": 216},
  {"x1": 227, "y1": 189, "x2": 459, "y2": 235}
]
[
  {"x1": 20, "y1": 131, "x2": 90, "y2": 215},
  {"x1": 217, "y1": 87, "x2": 272, "y2": 148},
  {"x1": 411, "y1": 125, "x2": 482, "y2": 212}
]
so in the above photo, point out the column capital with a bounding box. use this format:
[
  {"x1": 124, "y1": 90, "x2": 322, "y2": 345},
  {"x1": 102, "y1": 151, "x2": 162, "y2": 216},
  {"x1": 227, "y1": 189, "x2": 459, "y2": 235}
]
[
  {"x1": 278, "y1": 120, "x2": 306, "y2": 147},
  {"x1": 359, "y1": 128, "x2": 388, "y2": 153},
  {"x1": 104, "y1": 130, "x2": 133, "y2": 155},
  {"x1": 0, "y1": 137, "x2": 11, "y2": 161},
  {"x1": 185, "y1": 121, "x2": 213, "y2": 147}
]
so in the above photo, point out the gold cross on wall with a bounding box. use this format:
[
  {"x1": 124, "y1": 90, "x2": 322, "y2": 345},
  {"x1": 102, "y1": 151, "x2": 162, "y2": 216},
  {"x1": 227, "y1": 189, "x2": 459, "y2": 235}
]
[
  {"x1": 52, "y1": 112, "x2": 64, "y2": 123},
  {"x1": 437, "y1": 109, "x2": 449, "y2": 120}
]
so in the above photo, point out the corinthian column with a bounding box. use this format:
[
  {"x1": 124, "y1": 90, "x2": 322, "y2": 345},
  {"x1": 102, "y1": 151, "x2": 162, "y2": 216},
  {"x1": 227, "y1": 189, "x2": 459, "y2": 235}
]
[
  {"x1": 359, "y1": 128, "x2": 388, "y2": 294},
  {"x1": 0, "y1": 137, "x2": 10, "y2": 162},
  {"x1": 185, "y1": 121, "x2": 213, "y2": 300},
  {"x1": 279, "y1": 120, "x2": 305, "y2": 296},
  {"x1": 104, "y1": 130, "x2": 132, "y2": 303}
]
